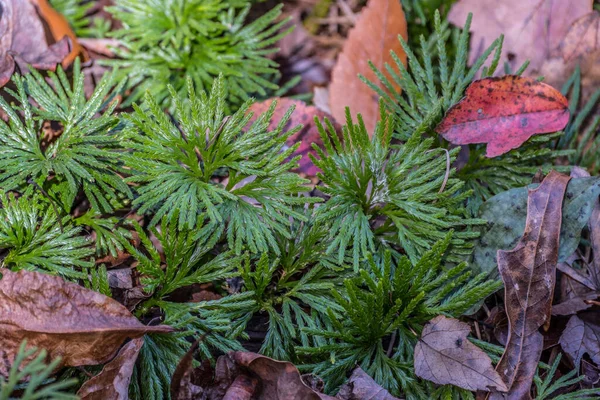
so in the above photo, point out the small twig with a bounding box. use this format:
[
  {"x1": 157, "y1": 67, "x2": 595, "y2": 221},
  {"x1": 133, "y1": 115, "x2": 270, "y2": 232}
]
[
  {"x1": 336, "y1": 0, "x2": 356, "y2": 24},
  {"x1": 387, "y1": 330, "x2": 397, "y2": 357},
  {"x1": 473, "y1": 320, "x2": 482, "y2": 340},
  {"x1": 425, "y1": 148, "x2": 451, "y2": 194}
]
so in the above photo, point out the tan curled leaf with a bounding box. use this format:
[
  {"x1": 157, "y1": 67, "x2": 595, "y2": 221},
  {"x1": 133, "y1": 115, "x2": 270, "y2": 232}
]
[
  {"x1": 492, "y1": 170, "x2": 571, "y2": 399},
  {"x1": 77, "y1": 337, "x2": 144, "y2": 400},
  {"x1": 448, "y1": 0, "x2": 592, "y2": 73},
  {"x1": 414, "y1": 315, "x2": 508, "y2": 392},
  {"x1": 0, "y1": 269, "x2": 172, "y2": 376},
  {"x1": 329, "y1": 0, "x2": 407, "y2": 133}
]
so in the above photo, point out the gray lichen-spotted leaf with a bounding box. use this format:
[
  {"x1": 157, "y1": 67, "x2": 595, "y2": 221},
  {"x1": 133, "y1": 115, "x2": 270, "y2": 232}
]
[{"x1": 472, "y1": 177, "x2": 600, "y2": 276}]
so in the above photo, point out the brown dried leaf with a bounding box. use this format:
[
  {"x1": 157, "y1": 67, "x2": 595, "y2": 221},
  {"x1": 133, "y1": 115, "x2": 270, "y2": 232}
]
[
  {"x1": 560, "y1": 313, "x2": 600, "y2": 368},
  {"x1": 170, "y1": 339, "x2": 204, "y2": 400},
  {"x1": 492, "y1": 170, "x2": 571, "y2": 399},
  {"x1": 540, "y1": 11, "x2": 600, "y2": 100},
  {"x1": 414, "y1": 315, "x2": 508, "y2": 392},
  {"x1": 246, "y1": 98, "x2": 339, "y2": 181},
  {"x1": 77, "y1": 337, "x2": 144, "y2": 400},
  {"x1": 335, "y1": 367, "x2": 400, "y2": 400},
  {"x1": 229, "y1": 352, "x2": 335, "y2": 400},
  {"x1": 329, "y1": 0, "x2": 407, "y2": 133},
  {"x1": 0, "y1": 269, "x2": 172, "y2": 376},
  {"x1": 0, "y1": 0, "x2": 71, "y2": 87},
  {"x1": 448, "y1": 0, "x2": 592, "y2": 74}
]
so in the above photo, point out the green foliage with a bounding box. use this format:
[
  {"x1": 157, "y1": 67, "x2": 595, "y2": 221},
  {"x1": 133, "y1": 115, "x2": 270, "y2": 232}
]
[
  {"x1": 74, "y1": 210, "x2": 133, "y2": 257},
  {"x1": 225, "y1": 212, "x2": 347, "y2": 361},
  {"x1": 557, "y1": 67, "x2": 600, "y2": 174},
  {"x1": 0, "y1": 194, "x2": 93, "y2": 279},
  {"x1": 0, "y1": 341, "x2": 77, "y2": 400},
  {"x1": 297, "y1": 234, "x2": 501, "y2": 397},
  {"x1": 49, "y1": 0, "x2": 110, "y2": 38},
  {"x1": 122, "y1": 76, "x2": 313, "y2": 255},
  {"x1": 365, "y1": 10, "x2": 570, "y2": 215},
  {"x1": 0, "y1": 59, "x2": 131, "y2": 213},
  {"x1": 457, "y1": 132, "x2": 572, "y2": 214},
  {"x1": 364, "y1": 11, "x2": 502, "y2": 139},
  {"x1": 124, "y1": 218, "x2": 248, "y2": 400},
  {"x1": 311, "y1": 108, "x2": 481, "y2": 268},
  {"x1": 106, "y1": 0, "x2": 291, "y2": 108},
  {"x1": 534, "y1": 355, "x2": 600, "y2": 400}
]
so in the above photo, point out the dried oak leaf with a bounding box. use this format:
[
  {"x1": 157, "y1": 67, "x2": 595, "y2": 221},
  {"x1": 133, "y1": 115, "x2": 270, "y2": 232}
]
[
  {"x1": 0, "y1": 269, "x2": 172, "y2": 376},
  {"x1": 31, "y1": 0, "x2": 86, "y2": 66},
  {"x1": 414, "y1": 315, "x2": 508, "y2": 392},
  {"x1": 246, "y1": 98, "x2": 339, "y2": 181},
  {"x1": 540, "y1": 11, "x2": 600, "y2": 100},
  {"x1": 229, "y1": 352, "x2": 335, "y2": 400},
  {"x1": 560, "y1": 313, "x2": 600, "y2": 368},
  {"x1": 473, "y1": 176, "x2": 600, "y2": 276},
  {"x1": 492, "y1": 170, "x2": 571, "y2": 399},
  {"x1": 0, "y1": 0, "x2": 71, "y2": 87},
  {"x1": 335, "y1": 367, "x2": 400, "y2": 400},
  {"x1": 435, "y1": 76, "x2": 569, "y2": 157},
  {"x1": 448, "y1": 0, "x2": 592, "y2": 73},
  {"x1": 328, "y1": 0, "x2": 407, "y2": 133},
  {"x1": 77, "y1": 337, "x2": 144, "y2": 400}
]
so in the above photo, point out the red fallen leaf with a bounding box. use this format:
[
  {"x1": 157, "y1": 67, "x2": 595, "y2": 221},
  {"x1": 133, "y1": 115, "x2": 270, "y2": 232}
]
[
  {"x1": 77, "y1": 338, "x2": 144, "y2": 400},
  {"x1": 0, "y1": 269, "x2": 172, "y2": 376},
  {"x1": 246, "y1": 98, "x2": 340, "y2": 181},
  {"x1": 435, "y1": 75, "x2": 570, "y2": 157},
  {"x1": 491, "y1": 170, "x2": 571, "y2": 399}
]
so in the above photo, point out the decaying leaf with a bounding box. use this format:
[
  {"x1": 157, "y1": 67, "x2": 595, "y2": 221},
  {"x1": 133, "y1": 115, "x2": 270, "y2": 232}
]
[
  {"x1": 328, "y1": 0, "x2": 407, "y2": 132},
  {"x1": 335, "y1": 367, "x2": 400, "y2": 400},
  {"x1": 493, "y1": 170, "x2": 570, "y2": 399},
  {"x1": 171, "y1": 350, "x2": 336, "y2": 400},
  {"x1": 0, "y1": 0, "x2": 71, "y2": 87},
  {"x1": 0, "y1": 269, "x2": 172, "y2": 376},
  {"x1": 230, "y1": 352, "x2": 334, "y2": 400},
  {"x1": 31, "y1": 0, "x2": 86, "y2": 66},
  {"x1": 473, "y1": 176, "x2": 600, "y2": 275},
  {"x1": 414, "y1": 315, "x2": 508, "y2": 392},
  {"x1": 77, "y1": 338, "x2": 144, "y2": 400},
  {"x1": 246, "y1": 98, "x2": 339, "y2": 180},
  {"x1": 435, "y1": 76, "x2": 569, "y2": 157},
  {"x1": 540, "y1": 11, "x2": 600, "y2": 100},
  {"x1": 560, "y1": 313, "x2": 600, "y2": 368},
  {"x1": 448, "y1": 0, "x2": 592, "y2": 73}
]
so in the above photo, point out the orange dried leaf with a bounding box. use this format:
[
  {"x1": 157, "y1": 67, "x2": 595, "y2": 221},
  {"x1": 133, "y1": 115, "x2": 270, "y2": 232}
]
[
  {"x1": 328, "y1": 0, "x2": 407, "y2": 133},
  {"x1": 32, "y1": 0, "x2": 86, "y2": 66},
  {"x1": 435, "y1": 76, "x2": 569, "y2": 157}
]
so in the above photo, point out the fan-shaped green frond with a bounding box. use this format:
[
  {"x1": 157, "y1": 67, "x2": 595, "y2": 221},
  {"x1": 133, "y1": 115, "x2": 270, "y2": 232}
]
[{"x1": 123, "y1": 76, "x2": 314, "y2": 255}]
